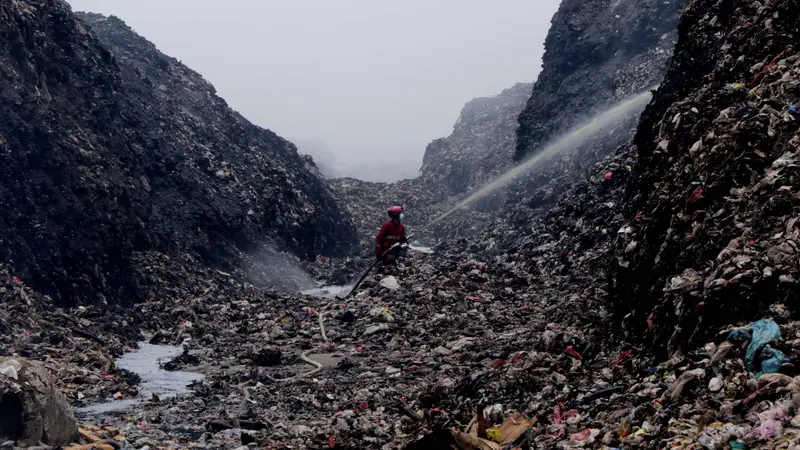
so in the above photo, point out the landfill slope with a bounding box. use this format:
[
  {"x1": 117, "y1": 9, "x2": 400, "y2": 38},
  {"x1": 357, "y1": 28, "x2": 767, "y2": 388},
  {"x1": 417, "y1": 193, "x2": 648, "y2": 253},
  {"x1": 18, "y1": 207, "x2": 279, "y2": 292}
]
[
  {"x1": 515, "y1": 0, "x2": 683, "y2": 162},
  {"x1": 5, "y1": 0, "x2": 800, "y2": 449},
  {"x1": 613, "y1": 0, "x2": 800, "y2": 356},
  {"x1": 0, "y1": 3, "x2": 357, "y2": 306},
  {"x1": 420, "y1": 83, "x2": 532, "y2": 203},
  {"x1": 497, "y1": 0, "x2": 683, "y2": 221}
]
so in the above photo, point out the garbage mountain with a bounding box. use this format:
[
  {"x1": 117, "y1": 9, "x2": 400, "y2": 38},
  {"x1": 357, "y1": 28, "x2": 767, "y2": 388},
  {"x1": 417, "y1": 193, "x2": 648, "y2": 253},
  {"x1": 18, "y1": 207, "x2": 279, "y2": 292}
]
[
  {"x1": 612, "y1": 0, "x2": 800, "y2": 358},
  {"x1": 0, "y1": 3, "x2": 357, "y2": 306},
  {"x1": 515, "y1": 0, "x2": 682, "y2": 162},
  {"x1": 420, "y1": 83, "x2": 533, "y2": 203},
  {"x1": 504, "y1": 0, "x2": 683, "y2": 213}
]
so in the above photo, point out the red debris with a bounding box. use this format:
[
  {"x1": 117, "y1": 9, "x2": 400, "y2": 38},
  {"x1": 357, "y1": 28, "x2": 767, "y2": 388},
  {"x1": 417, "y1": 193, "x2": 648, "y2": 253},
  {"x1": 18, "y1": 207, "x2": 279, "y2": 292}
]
[
  {"x1": 553, "y1": 403, "x2": 563, "y2": 424},
  {"x1": 611, "y1": 350, "x2": 632, "y2": 366},
  {"x1": 564, "y1": 346, "x2": 583, "y2": 360},
  {"x1": 688, "y1": 186, "x2": 704, "y2": 204},
  {"x1": 492, "y1": 353, "x2": 522, "y2": 368},
  {"x1": 553, "y1": 403, "x2": 579, "y2": 425},
  {"x1": 570, "y1": 429, "x2": 592, "y2": 441},
  {"x1": 749, "y1": 50, "x2": 787, "y2": 86},
  {"x1": 604, "y1": 171, "x2": 613, "y2": 180}
]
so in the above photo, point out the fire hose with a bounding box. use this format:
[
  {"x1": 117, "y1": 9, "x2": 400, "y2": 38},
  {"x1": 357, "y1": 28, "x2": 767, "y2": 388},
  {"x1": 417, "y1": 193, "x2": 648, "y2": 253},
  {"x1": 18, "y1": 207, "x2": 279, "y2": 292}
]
[{"x1": 345, "y1": 234, "x2": 414, "y2": 299}]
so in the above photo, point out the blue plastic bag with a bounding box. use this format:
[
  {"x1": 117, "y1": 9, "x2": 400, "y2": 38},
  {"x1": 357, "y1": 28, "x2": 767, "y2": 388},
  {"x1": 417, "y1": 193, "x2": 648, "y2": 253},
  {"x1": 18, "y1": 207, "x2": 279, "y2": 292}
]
[{"x1": 730, "y1": 319, "x2": 790, "y2": 375}]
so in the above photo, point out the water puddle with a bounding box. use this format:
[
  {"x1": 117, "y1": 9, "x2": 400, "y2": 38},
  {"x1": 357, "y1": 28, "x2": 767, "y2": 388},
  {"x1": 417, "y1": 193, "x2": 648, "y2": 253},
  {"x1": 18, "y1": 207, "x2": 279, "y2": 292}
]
[{"x1": 75, "y1": 342, "x2": 204, "y2": 418}]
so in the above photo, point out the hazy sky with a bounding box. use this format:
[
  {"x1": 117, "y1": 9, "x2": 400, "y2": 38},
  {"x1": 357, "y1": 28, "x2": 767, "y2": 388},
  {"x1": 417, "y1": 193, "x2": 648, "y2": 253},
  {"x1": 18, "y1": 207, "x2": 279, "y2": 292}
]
[{"x1": 66, "y1": 0, "x2": 559, "y2": 165}]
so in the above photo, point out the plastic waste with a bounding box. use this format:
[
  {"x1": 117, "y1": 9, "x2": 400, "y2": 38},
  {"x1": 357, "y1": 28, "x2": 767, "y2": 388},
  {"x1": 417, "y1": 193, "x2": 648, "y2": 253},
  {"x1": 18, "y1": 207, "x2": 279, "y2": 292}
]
[
  {"x1": 728, "y1": 319, "x2": 789, "y2": 374},
  {"x1": 752, "y1": 419, "x2": 782, "y2": 441},
  {"x1": 379, "y1": 276, "x2": 401, "y2": 290},
  {"x1": 0, "y1": 358, "x2": 21, "y2": 380},
  {"x1": 363, "y1": 324, "x2": 390, "y2": 336}
]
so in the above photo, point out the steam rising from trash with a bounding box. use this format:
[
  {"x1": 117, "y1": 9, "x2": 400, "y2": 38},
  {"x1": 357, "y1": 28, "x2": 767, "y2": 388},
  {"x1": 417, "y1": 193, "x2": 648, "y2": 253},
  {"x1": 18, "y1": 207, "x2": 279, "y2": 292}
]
[
  {"x1": 245, "y1": 246, "x2": 317, "y2": 292},
  {"x1": 423, "y1": 89, "x2": 655, "y2": 230}
]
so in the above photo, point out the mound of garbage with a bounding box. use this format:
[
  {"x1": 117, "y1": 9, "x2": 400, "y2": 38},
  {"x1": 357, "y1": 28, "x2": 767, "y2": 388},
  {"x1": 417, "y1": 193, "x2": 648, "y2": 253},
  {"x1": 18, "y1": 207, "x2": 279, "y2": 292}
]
[
  {"x1": 332, "y1": 0, "x2": 685, "y2": 249},
  {"x1": 514, "y1": 0, "x2": 682, "y2": 163},
  {"x1": 613, "y1": 0, "x2": 800, "y2": 356},
  {"x1": 420, "y1": 83, "x2": 533, "y2": 202},
  {"x1": 0, "y1": 2, "x2": 357, "y2": 307},
  {"x1": 330, "y1": 83, "x2": 535, "y2": 248}
]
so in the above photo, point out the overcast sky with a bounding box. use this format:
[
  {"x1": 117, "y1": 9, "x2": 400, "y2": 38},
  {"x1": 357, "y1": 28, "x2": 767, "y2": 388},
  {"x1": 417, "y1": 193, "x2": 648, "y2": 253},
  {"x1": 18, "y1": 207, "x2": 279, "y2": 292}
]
[{"x1": 66, "y1": 0, "x2": 559, "y2": 165}]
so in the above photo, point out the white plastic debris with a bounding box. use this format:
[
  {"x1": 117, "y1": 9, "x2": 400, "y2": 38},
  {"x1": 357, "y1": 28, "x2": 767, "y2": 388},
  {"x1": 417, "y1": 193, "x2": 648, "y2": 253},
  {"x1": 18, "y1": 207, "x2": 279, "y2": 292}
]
[
  {"x1": 379, "y1": 276, "x2": 401, "y2": 290},
  {"x1": 0, "y1": 358, "x2": 22, "y2": 380}
]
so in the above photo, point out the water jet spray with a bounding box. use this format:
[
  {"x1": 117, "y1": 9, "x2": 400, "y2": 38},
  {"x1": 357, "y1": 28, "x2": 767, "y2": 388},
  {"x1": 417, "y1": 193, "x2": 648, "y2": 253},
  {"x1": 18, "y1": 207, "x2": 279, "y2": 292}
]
[{"x1": 421, "y1": 89, "x2": 655, "y2": 231}]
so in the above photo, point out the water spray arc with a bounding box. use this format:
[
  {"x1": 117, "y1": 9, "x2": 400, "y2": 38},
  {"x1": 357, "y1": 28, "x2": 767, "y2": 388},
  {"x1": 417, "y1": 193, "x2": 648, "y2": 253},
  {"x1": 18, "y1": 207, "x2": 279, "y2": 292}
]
[
  {"x1": 344, "y1": 89, "x2": 655, "y2": 299},
  {"x1": 422, "y1": 89, "x2": 655, "y2": 231}
]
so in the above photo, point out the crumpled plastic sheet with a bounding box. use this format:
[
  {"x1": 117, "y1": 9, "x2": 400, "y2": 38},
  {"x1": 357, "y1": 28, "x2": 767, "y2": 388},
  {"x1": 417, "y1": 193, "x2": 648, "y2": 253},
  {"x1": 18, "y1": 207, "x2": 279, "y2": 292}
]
[
  {"x1": 728, "y1": 319, "x2": 790, "y2": 375},
  {"x1": 0, "y1": 358, "x2": 22, "y2": 380}
]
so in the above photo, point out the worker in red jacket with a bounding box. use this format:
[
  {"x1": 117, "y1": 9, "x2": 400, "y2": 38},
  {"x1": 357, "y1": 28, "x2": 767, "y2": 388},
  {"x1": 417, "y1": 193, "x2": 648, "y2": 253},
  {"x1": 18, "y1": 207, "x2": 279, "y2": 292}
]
[{"x1": 375, "y1": 205, "x2": 407, "y2": 272}]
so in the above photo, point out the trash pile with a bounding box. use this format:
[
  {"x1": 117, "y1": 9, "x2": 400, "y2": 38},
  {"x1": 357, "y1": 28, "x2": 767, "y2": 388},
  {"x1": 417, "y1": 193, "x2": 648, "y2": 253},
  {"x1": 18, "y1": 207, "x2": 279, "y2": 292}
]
[
  {"x1": 22, "y1": 247, "x2": 800, "y2": 449},
  {"x1": 0, "y1": 264, "x2": 144, "y2": 407},
  {"x1": 0, "y1": 2, "x2": 358, "y2": 308},
  {"x1": 612, "y1": 0, "x2": 800, "y2": 355},
  {"x1": 420, "y1": 83, "x2": 533, "y2": 200},
  {"x1": 514, "y1": 0, "x2": 682, "y2": 162}
]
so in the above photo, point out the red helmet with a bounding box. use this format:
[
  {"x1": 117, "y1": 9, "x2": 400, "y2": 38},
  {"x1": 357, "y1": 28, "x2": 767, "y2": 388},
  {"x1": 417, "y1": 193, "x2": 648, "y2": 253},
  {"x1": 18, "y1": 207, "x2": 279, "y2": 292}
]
[{"x1": 388, "y1": 206, "x2": 403, "y2": 218}]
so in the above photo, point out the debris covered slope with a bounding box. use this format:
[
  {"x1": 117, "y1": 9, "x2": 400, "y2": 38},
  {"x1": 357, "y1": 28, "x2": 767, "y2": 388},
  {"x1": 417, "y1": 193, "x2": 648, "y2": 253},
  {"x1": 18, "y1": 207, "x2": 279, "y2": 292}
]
[
  {"x1": 0, "y1": 2, "x2": 357, "y2": 306},
  {"x1": 420, "y1": 83, "x2": 532, "y2": 200},
  {"x1": 5, "y1": 0, "x2": 800, "y2": 449},
  {"x1": 613, "y1": 0, "x2": 800, "y2": 355},
  {"x1": 515, "y1": 0, "x2": 682, "y2": 162}
]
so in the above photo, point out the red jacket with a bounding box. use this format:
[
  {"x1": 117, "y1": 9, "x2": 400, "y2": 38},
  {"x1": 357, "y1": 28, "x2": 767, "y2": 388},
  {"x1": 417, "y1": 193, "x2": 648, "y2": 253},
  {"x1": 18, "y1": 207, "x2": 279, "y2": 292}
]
[{"x1": 375, "y1": 219, "x2": 406, "y2": 254}]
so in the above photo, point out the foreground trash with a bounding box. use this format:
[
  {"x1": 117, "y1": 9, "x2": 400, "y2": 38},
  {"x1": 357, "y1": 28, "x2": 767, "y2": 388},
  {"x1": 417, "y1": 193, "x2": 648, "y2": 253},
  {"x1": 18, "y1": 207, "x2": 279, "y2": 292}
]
[{"x1": 0, "y1": 359, "x2": 77, "y2": 447}]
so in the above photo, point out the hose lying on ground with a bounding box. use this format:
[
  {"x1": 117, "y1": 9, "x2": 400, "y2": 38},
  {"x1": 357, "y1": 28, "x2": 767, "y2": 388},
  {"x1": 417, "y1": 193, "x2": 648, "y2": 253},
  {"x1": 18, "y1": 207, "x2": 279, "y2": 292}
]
[{"x1": 265, "y1": 312, "x2": 327, "y2": 382}]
